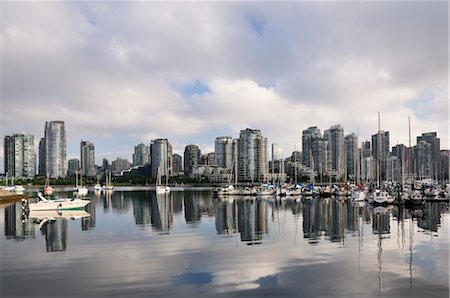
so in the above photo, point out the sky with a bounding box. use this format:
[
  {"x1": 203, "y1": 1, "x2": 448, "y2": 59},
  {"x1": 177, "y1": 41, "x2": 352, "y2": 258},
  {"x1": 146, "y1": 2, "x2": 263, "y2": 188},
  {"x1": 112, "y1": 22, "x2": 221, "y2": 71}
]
[{"x1": 1, "y1": 1, "x2": 448, "y2": 171}]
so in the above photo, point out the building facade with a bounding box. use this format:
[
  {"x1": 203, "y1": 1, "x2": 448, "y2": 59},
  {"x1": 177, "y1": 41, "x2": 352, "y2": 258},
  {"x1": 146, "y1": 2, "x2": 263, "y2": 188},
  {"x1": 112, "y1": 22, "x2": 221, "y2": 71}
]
[
  {"x1": 133, "y1": 143, "x2": 150, "y2": 166},
  {"x1": 184, "y1": 144, "x2": 201, "y2": 177},
  {"x1": 344, "y1": 133, "x2": 358, "y2": 181},
  {"x1": 3, "y1": 135, "x2": 15, "y2": 177},
  {"x1": 150, "y1": 139, "x2": 172, "y2": 178},
  {"x1": 237, "y1": 128, "x2": 267, "y2": 182},
  {"x1": 67, "y1": 159, "x2": 80, "y2": 177},
  {"x1": 44, "y1": 121, "x2": 67, "y2": 178},
  {"x1": 80, "y1": 140, "x2": 96, "y2": 177},
  {"x1": 215, "y1": 136, "x2": 233, "y2": 169},
  {"x1": 371, "y1": 131, "x2": 390, "y2": 182},
  {"x1": 172, "y1": 153, "x2": 183, "y2": 176},
  {"x1": 324, "y1": 125, "x2": 345, "y2": 178}
]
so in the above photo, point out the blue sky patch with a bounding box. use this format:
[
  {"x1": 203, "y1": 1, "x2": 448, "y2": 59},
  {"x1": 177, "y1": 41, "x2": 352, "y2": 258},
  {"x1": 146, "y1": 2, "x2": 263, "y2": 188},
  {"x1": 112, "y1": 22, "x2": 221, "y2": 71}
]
[{"x1": 172, "y1": 79, "x2": 211, "y2": 97}]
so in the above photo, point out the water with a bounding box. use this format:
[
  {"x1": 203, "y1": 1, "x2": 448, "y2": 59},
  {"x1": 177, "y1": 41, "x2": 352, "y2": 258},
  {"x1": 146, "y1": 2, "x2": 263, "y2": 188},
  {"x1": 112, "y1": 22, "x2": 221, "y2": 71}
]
[{"x1": 1, "y1": 189, "x2": 448, "y2": 297}]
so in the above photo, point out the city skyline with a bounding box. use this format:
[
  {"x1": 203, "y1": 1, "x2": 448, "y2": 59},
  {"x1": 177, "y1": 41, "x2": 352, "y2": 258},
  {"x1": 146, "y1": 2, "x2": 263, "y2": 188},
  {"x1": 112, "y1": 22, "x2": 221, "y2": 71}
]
[{"x1": 1, "y1": 2, "x2": 447, "y2": 172}]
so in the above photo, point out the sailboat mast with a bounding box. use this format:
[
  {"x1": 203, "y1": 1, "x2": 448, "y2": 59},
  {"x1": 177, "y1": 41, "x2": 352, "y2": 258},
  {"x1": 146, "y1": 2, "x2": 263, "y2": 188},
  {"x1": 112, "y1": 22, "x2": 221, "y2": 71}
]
[{"x1": 377, "y1": 111, "x2": 381, "y2": 188}]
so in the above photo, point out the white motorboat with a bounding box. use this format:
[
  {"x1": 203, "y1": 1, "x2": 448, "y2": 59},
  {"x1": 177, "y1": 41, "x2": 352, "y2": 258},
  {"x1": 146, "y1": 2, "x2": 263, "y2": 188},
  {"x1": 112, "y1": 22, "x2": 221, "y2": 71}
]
[
  {"x1": 351, "y1": 191, "x2": 366, "y2": 202},
  {"x1": 216, "y1": 185, "x2": 241, "y2": 196},
  {"x1": 156, "y1": 185, "x2": 171, "y2": 194},
  {"x1": 27, "y1": 192, "x2": 90, "y2": 211},
  {"x1": 14, "y1": 185, "x2": 25, "y2": 192}
]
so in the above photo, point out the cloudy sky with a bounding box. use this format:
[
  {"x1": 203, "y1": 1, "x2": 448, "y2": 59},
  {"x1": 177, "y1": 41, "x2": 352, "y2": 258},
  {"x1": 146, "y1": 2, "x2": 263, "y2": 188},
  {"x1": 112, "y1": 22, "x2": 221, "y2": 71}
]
[{"x1": 1, "y1": 1, "x2": 448, "y2": 170}]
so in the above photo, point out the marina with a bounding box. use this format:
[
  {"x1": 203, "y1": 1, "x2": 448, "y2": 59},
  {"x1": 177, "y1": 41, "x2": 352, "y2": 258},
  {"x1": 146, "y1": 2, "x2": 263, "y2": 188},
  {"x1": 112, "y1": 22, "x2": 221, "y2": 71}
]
[{"x1": 1, "y1": 188, "x2": 448, "y2": 297}]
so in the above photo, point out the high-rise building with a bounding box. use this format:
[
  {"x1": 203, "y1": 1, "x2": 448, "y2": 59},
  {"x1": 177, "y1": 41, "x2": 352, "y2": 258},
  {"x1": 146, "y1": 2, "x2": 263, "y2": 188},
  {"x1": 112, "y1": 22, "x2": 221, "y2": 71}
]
[
  {"x1": 3, "y1": 135, "x2": 15, "y2": 177},
  {"x1": 215, "y1": 137, "x2": 233, "y2": 169},
  {"x1": 184, "y1": 144, "x2": 201, "y2": 177},
  {"x1": 133, "y1": 143, "x2": 150, "y2": 166},
  {"x1": 438, "y1": 150, "x2": 450, "y2": 181},
  {"x1": 80, "y1": 140, "x2": 96, "y2": 177},
  {"x1": 101, "y1": 158, "x2": 109, "y2": 171},
  {"x1": 414, "y1": 140, "x2": 432, "y2": 179},
  {"x1": 317, "y1": 139, "x2": 329, "y2": 177},
  {"x1": 44, "y1": 121, "x2": 67, "y2": 178},
  {"x1": 361, "y1": 141, "x2": 372, "y2": 158},
  {"x1": 13, "y1": 133, "x2": 36, "y2": 179},
  {"x1": 302, "y1": 126, "x2": 321, "y2": 171},
  {"x1": 344, "y1": 133, "x2": 358, "y2": 181},
  {"x1": 324, "y1": 125, "x2": 345, "y2": 178},
  {"x1": 237, "y1": 128, "x2": 267, "y2": 182},
  {"x1": 172, "y1": 153, "x2": 182, "y2": 175},
  {"x1": 202, "y1": 152, "x2": 215, "y2": 165},
  {"x1": 67, "y1": 159, "x2": 80, "y2": 177},
  {"x1": 111, "y1": 158, "x2": 131, "y2": 174},
  {"x1": 271, "y1": 143, "x2": 282, "y2": 161},
  {"x1": 371, "y1": 131, "x2": 390, "y2": 182},
  {"x1": 38, "y1": 138, "x2": 46, "y2": 177},
  {"x1": 150, "y1": 139, "x2": 172, "y2": 178},
  {"x1": 417, "y1": 132, "x2": 440, "y2": 179}
]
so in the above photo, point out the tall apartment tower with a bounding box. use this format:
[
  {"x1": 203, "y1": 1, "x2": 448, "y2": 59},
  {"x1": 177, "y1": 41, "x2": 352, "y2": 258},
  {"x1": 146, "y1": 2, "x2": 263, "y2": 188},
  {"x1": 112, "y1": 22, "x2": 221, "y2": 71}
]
[
  {"x1": 215, "y1": 136, "x2": 233, "y2": 169},
  {"x1": 184, "y1": 144, "x2": 201, "y2": 177},
  {"x1": 172, "y1": 153, "x2": 183, "y2": 175},
  {"x1": 38, "y1": 138, "x2": 46, "y2": 177},
  {"x1": 371, "y1": 131, "x2": 390, "y2": 182},
  {"x1": 237, "y1": 128, "x2": 267, "y2": 182},
  {"x1": 150, "y1": 139, "x2": 172, "y2": 178},
  {"x1": 302, "y1": 126, "x2": 321, "y2": 172},
  {"x1": 80, "y1": 140, "x2": 96, "y2": 177},
  {"x1": 14, "y1": 133, "x2": 36, "y2": 179},
  {"x1": 44, "y1": 121, "x2": 67, "y2": 178},
  {"x1": 344, "y1": 133, "x2": 358, "y2": 181},
  {"x1": 414, "y1": 140, "x2": 432, "y2": 179},
  {"x1": 3, "y1": 133, "x2": 36, "y2": 179},
  {"x1": 133, "y1": 143, "x2": 150, "y2": 166},
  {"x1": 3, "y1": 135, "x2": 15, "y2": 177},
  {"x1": 417, "y1": 132, "x2": 440, "y2": 179},
  {"x1": 324, "y1": 125, "x2": 345, "y2": 178}
]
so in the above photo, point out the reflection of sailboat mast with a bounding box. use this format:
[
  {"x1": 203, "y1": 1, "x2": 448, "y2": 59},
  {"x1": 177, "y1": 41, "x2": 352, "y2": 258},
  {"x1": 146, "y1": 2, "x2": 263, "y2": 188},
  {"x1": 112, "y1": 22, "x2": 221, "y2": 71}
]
[
  {"x1": 409, "y1": 217, "x2": 414, "y2": 289},
  {"x1": 376, "y1": 214, "x2": 383, "y2": 292}
]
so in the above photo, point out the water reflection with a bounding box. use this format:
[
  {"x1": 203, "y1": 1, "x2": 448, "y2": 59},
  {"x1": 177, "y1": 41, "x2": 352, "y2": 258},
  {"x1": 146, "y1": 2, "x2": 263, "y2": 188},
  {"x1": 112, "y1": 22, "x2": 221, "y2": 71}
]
[{"x1": 1, "y1": 190, "x2": 448, "y2": 297}]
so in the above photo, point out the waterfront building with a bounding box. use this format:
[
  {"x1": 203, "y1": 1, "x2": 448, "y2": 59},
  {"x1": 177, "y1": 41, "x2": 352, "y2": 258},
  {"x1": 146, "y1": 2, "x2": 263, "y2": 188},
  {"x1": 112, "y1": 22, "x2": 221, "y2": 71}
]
[
  {"x1": 324, "y1": 125, "x2": 345, "y2": 179},
  {"x1": 80, "y1": 140, "x2": 96, "y2": 177},
  {"x1": 302, "y1": 126, "x2": 321, "y2": 172},
  {"x1": 101, "y1": 158, "x2": 109, "y2": 172},
  {"x1": 38, "y1": 138, "x2": 46, "y2": 177},
  {"x1": 391, "y1": 144, "x2": 407, "y2": 180},
  {"x1": 386, "y1": 156, "x2": 401, "y2": 181},
  {"x1": 184, "y1": 144, "x2": 201, "y2": 177},
  {"x1": 344, "y1": 133, "x2": 358, "y2": 181},
  {"x1": 111, "y1": 158, "x2": 132, "y2": 174},
  {"x1": 361, "y1": 156, "x2": 375, "y2": 183},
  {"x1": 438, "y1": 150, "x2": 449, "y2": 181},
  {"x1": 215, "y1": 136, "x2": 233, "y2": 169},
  {"x1": 3, "y1": 135, "x2": 15, "y2": 177},
  {"x1": 414, "y1": 140, "x2": 432, "y2": 179},
  {"x1": 237, "y1": 128, "x2": 268, "y2": 183},
  {"x1": 417, "y1": 132, "x2": 440, "y2": 180},
  {"x1": 150, "y1": 139, "x2": 172, "y2": 178},
  {"x1": 317, "y1": 139, "x2": 329, "y2": 178},
  {"x1": 44, "y1": 121, "x2": 67, "y2": 178},
  {"x1": 271, "y1": 143, "x2": 282, "y2": 161},
  {"x1": 13, "y1": 133, "x2": 36, "y2": 179},
  {"x1": 133, "y1": 143, "x2": 150, "y2": 166},
  {"x1": 371, "y1": 131, "x2": 390, "y2": 182},
  {"x1": 172, "y1": 153, "x2": 183, "y2": 176},
  {"x1": 67, "y1": 159, "x2": 80, "y2": 177}
]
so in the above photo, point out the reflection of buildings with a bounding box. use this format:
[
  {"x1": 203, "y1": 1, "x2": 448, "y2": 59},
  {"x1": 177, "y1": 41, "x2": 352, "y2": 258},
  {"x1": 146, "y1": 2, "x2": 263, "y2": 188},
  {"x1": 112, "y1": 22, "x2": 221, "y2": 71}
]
[
  {"x1": 151, "y1": 193, "x2": 173, "y2": 233},
  {"x1": 184, "y1": 191, "x2": 216, "y2": 224},
  {"x1": 418, "y1": 202, "x2": 443, "y2": 233},
  {"x1": 111, "y1": 192, "x2": 130, "y2": 214},
  {"x1": 4, "y1": 202, "x2": 35, "y2": 240},
  {"x1": 237, "y1": 199, "x2": 268, "y2": 244},
  {"x1": 372, "y1": 210, "x2": 390, "y2": 235},
  {"x1": 215, "y1": 198, "x2": 237, "y2": 235},
  {"x1": 133, "y1": 194, "x2": 152, "y2": 226},
  {"x1": 82, "y1": 199, "x2": 96, "y2": 230},
  {"x1": 41, "y1": 220, "x2": 67, "y2": 252}
]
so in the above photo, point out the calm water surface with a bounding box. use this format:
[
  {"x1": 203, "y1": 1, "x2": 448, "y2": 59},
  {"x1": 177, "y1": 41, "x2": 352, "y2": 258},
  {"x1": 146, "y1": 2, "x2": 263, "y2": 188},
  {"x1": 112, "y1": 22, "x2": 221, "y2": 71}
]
[{"x1": 1, "y1": 189, "x2": 448, "y2": 297}]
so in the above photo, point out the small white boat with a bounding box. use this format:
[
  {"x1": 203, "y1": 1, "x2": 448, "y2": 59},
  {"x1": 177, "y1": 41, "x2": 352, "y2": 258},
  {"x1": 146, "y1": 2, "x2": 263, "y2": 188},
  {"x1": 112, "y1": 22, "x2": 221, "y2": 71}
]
[
  {"x1": 215, "y1": 185, "x2": 241, "y2": 196},
  {"x1": 351, "y1": 191, "x2": 366, "y2": 202},
  {"x1": 373, "y1": 190, "x2": 395, "y2": 204},
  {"x1": 156, "y1": 185, "x2": 170, "y2": 194},
  {"x1": 14, "y1": 185, "x2": 25, "y2": 192},
  {"x1": 28, "y1": 192, "x2": 90, "y2": 211},
  {"x1": 93, "y1": 183, "x2": 102, "y2": 191}
]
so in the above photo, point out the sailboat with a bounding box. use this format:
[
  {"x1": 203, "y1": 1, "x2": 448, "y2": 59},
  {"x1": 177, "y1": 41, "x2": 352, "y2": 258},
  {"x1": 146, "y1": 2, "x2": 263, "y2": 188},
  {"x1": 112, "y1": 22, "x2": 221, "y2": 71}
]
[
  {"x1": 215, "y1": 151, "x2": 240, "y2": 196},
  {"x1": 103, "y1": 170, "x2": 114, "y2": 190},
  {"x1": 74, "y1": 170, "x2": 88, "y2": 195},
  {"x1": 156, "y1": 166, "x2": 170, "y2": 194},
  {"x1": 373, "y1": 111, "x2": 394, "y2": 204}
]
